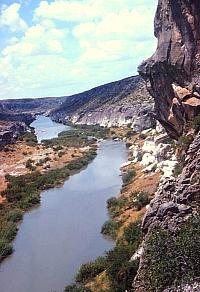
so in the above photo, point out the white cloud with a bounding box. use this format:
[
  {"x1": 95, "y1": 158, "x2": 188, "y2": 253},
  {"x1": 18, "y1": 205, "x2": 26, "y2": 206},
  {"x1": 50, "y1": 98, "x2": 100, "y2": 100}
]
[
  {"x1": 0, "y1": 3, "x2": 27, "y2": 32},
  {"x1": 0, "y1": 0, "x2": 158, "y2": 99}
]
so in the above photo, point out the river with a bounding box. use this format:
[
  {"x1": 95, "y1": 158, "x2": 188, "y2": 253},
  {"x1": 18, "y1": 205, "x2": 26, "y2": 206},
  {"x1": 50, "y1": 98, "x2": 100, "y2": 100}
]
[
  {"x1": 0, "y1": 117, "x2": 128, "y2": 292},
  {"x1": 31, "y1": 115, "x2": 72, "y2": 143}
]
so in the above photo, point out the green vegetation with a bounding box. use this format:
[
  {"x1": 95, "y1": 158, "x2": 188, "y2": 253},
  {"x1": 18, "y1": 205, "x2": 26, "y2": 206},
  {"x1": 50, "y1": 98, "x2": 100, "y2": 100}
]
[
  {"x1": 101, "y1": 219, "x2": 121, "y2": 239},
  {"x1": 76, "y1": 257, "x2": 108, "y2": 283},
  {"x1": 19, "y1": 131, "x2": 38, "y2": 146},
  {"x1": 144, "y1": 214, "x2": 200, "y2": 291},
  {"x1": 0, "y1": 239, "x2": 13, "y2": 259},
  {"x1": 25, "y1": 159, "x2": 36, "y2": 171},
  {"x1": 65, "y1": 220, "x2": 143, "y2": 291},
  {"x1": 191, "y1": 113, "x2": 200, "y2": 131},
  {"x1": 6, "y1": 209, "x2": 23, "y2": 222},
  {"x1": 122, "y1": 169, "x2": 136, "y2": 185},
  {"x1": 173, "y1": 163, "x2": 183, "y2": 177},
  {"x1": 42, "y1": 125, "x2": 109, "y2": 148},
  {"x1": 132, "y1": 191, "x2": 150, "y2": 211},
  {"x1": 0, "y1": 145, "x2": 97, "y2": 262},
  {"x1": 107, "y1": 197, "x2": 127, "y2": 218},
  {"x1": 64, "y1": 285, "x2": 91, "y2": 292}
]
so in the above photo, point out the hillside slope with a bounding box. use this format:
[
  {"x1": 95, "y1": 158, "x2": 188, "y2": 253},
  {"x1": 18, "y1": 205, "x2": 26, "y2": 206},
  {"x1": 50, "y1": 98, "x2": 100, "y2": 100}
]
[{"x1": 50, "y1": 75, "x2": 155, "y2": 131}]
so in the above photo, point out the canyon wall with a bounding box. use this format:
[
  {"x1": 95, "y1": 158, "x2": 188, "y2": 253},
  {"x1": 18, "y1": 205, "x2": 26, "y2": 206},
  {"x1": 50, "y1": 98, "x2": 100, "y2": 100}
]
[
  {"x1": 135, "y1": 1, "x2": 200, "y2": 291},
  {"x1": 50, "y1": 76, "x2": 156, "y2": 132},
  {"x1": 138, "y1": 0, "x2": 200, "y2": 139}
]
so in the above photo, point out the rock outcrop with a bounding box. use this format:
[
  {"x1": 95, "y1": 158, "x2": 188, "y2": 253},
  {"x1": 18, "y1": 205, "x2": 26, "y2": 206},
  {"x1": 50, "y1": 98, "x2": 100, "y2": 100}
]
[
  {"x1": 135, "y1": 1, "x2": 200, "y2": 291},
  {"x1": 0, "y1": 121, "x2": 28, "y2": 149},
  {"x1": 138, "y1": 0, "x2": 200, "y2": 139},
  {"x1": 50, "y1": 75, "x2": 156, "y2": 132}
]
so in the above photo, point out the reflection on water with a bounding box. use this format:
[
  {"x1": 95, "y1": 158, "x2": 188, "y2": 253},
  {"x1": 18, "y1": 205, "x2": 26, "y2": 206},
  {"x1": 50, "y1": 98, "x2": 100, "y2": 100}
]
[
  {"x1": 31, "y1": 116, "x2": 72, "y2": 142},
  {"x1": 0, "y1": 139, "x2": 128, "y2": 292}
]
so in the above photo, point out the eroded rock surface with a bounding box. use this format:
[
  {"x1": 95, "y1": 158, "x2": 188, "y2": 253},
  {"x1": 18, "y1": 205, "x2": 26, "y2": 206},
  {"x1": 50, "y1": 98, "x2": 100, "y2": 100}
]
[
  {"x1": 0, "y1": 121, "x2": 28, "y2": 149},
  {"x1": 50, "y1": 75, "x2": 155, "y2": 131},
  {"x1": 135, "y1": 1, "x2": 200, "y2": 291},
  {"x1": 138, "y1": 0, "x2": 200, "y2": 139}
]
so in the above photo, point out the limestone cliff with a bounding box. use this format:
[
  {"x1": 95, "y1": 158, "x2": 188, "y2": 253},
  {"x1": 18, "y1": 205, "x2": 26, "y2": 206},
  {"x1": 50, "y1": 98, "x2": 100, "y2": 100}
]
[
  {"x1": 50, "y1": 76, "x2": 155, "y2": 132},
  {"x1": 135, "y1": 1, "x2": 200, "y2": 291}
]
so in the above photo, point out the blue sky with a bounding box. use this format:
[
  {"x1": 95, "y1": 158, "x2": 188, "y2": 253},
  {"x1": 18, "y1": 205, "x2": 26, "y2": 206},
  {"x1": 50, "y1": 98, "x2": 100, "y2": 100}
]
[{"x1": 0, "y1": 0, "x2": 157, "y2": 99}]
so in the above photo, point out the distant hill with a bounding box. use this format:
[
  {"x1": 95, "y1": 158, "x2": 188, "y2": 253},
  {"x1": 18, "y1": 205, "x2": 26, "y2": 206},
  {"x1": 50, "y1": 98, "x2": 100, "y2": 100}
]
[{"x1": 0, "y1": 75, "x2": 155, "y2": 132}]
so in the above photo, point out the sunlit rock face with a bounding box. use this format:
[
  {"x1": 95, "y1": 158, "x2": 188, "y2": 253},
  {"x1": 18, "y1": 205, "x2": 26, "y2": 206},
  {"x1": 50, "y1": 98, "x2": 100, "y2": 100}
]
[
  {"x1": 50, "y1": 75, "x2": 156, "y2": 132},
  {"x1": 138, "y1": 0, "x2": 200, "y2": 139}
]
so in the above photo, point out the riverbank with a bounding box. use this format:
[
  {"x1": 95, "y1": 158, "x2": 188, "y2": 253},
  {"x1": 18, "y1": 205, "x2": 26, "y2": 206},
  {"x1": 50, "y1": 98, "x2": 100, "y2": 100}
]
[
  {"x1": 0, "y1": 126, "x2": 103, "y2": 263},
  {"x1": 65, "y1": 126, "x2": 179, "y2": 292}
]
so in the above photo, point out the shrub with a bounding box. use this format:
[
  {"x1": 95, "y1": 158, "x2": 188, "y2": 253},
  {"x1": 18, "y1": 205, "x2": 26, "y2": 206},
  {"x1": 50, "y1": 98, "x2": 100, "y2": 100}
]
[
  {"x1": 26, "y1": 159, "x2": 36, "y2": 171},
  {"x1": 192, "y1": 113, "x2": 200, "y2": 130},
  {"x1": 122, "y1": 169, "x2": 136, "y2": 185},
  {"x1": 0, "y1": 239, "x2": 13, "y2": 258},
  {"x1": 76, "y1": 257, "x2": 108, "y2": 283},
  {"x1": 64, "y1": 284, "x2": 91, "y2": 292},
  {"x1": 133, "y1": 192, "x2": 150, "y2": 211},
  {"x1": 6, "y1": 209, "x2": 23, "y2": 222},
  {"x1": 101, "y1": 220, "x2": 120, "y2": 239},
  {"x1": 106, "y1": 245, "x2": 139, "y2": 291},
  {"x1": 107, "y1": 197, "x2": 126, "y2": 218},
  {"x1": 21, "y1": 132, "x2": 38, "y2": 146},
  {"x1": 123, "y1": 221, "x2": 142, "y2": 247},
  {"x1": 0, "y1": 222, "x2": 18, "y2": 241},
  {"x1": 144, "y1": 215, "x2": 200, "y2": 291},
  {"x1": 173, "y1": 163, "x2": 183, "y2": 177}
]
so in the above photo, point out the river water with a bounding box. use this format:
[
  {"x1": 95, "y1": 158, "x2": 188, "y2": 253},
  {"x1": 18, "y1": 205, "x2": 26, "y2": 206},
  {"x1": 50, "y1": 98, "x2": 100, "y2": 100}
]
[
  {"x1": 31, "y1": 115, "x2": 72, "y2": 143},
  {"x1": 0, "y1": 117, "x2": 128, "y2": 292}
]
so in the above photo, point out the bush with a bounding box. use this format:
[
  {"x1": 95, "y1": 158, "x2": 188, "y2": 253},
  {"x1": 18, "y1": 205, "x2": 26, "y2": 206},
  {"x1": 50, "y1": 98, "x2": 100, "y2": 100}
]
[
  {"x1": 173, "y1": 163, "x2": 183, "y2": 177},
  {"x1": 76, "y1": 257, "x2": 108, "y2": 283},
  {"x1": 64, "y1": 284, "x2": 91, "y2": 292},
  {"x1": 0, "y1": 239, "x2": 13, "y2": 258},
  {"x1": 144, "y1": 215, "x2": 200, "y2": 291},
  {"x1": 106, "y1": 245, "x2": 139, "y2": 291},
  {"x1": 192, "y1": 113, "x2": 200, "y2": 130},
  {"x1": 26, "y1": 159, "x2": 36, "y2": 171},
  {"x1": 122, "y1": 169, "x2": 136, "y2": 185},
  {"x1": 0, "y1": 222, "x2": 18, "y2": 241},
  {"x1": 133, "y1": 192, "x2": 150, "y2": 211},
  {"x1": 21, "y1": 132, "x2": 38, "y2": 146},
  {"x1": 101, "y1": 220, "x2": 120, "y2": 239},
  {"x1": 6, "y1": 209, "x2": 23, "y2": 222},
  {"x1": 107, "y1": 197, "x2": 126, "y2": 218},
  {"x1": 123, "y1": 221, "x2": 142, "y2": 247}
]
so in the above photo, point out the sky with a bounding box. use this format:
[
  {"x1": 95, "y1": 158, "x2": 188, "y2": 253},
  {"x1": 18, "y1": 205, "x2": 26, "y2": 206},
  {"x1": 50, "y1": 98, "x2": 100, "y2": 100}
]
[{"x1": 0, "y1": 0, "x2": 158, "y2": 99}]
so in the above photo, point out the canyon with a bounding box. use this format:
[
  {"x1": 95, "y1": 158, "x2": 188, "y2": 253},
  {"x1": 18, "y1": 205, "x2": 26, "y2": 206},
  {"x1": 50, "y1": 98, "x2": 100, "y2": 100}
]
[{"x1": 0, "y1": 75, "x2": 155, "y2": 149}]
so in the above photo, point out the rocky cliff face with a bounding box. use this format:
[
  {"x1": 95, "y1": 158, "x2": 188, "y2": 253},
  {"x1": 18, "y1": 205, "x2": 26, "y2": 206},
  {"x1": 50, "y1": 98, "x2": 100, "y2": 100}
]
[
  {"x1": 0, "y1": 121, "x2": 28, "y2": 149},
  {"x1": 135, "y1": 1, "x2": 200, "y2": 291},
  {"x1": 138, "y1": 0, "x2": 200, "y2": 139},
  {"x1": 50, "y1": 76, "x2": 155, "y2": 132}
]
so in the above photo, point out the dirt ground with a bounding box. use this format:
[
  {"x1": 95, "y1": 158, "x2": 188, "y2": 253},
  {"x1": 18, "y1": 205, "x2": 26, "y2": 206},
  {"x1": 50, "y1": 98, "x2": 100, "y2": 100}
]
[{"x1": 0, "y1": 141, "x2": 86, "y2": 195}]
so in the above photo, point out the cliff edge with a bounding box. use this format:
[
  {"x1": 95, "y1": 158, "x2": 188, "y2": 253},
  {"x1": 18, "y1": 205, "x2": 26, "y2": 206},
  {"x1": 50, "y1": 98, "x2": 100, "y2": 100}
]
[
  {"x1": 138, "y1": 0, "x2": 200, "y2": 139},
  {"x1": 135, "y1": 1, "x2": 200, "y2": 291}
]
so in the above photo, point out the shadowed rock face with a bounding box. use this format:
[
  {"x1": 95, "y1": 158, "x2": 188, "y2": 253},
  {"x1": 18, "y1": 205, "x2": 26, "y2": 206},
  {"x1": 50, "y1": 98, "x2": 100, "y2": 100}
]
[
  {"x1": 138, "y1": 0, "x2": 200, "y2": 139},
  {"x1": 134, "y1": 1, "x2": 200, "y2": 291}
]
